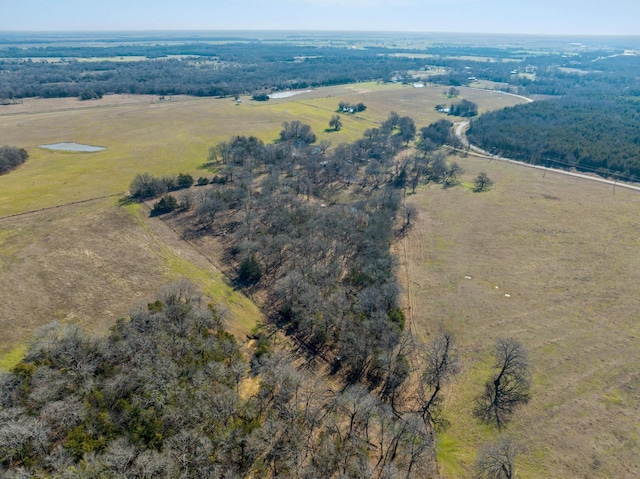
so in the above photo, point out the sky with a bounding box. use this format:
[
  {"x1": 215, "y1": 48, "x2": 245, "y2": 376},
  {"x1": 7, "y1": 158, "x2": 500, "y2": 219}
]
[{"x1": 1, "y1": 0, "x2": 638, "y2": 36}]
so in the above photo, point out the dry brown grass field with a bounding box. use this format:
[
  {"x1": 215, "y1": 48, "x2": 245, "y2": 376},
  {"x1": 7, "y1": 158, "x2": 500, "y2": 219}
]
[
  {"x1": 400, "y1": 153, "x2": 640, "y2": 478},
  {"x1": 0, "y1": 198, "x2": 261, "y2": 367}
]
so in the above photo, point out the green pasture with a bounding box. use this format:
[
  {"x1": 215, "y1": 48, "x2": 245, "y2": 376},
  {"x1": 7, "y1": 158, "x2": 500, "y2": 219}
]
[{"x1": 0, "y1": 83, "x2": 525, "y2": 217}]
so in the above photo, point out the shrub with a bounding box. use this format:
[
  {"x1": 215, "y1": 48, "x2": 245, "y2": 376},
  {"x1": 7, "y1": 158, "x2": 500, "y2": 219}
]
[
  {"x1": 177, "y1": 173, "x2": 194, "y2": 189},
  {"x1": 238, "y1": 254, "x2": 263, "y2": 284},
  {"x1": 130, "y1": 172, "x2": 167, "y2": 199},
  {"x1": 151, "y1": 194, "x2": 178, "y2": 215},
  {"x1": 0, "y1": 146, "x2": 28, "y2": 175}
]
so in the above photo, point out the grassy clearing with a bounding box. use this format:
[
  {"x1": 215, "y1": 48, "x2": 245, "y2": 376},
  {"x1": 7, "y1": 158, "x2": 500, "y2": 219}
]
[
  {"x1": 0, "y1": 198, "x2": 261, "y2": 369},
  {"x1": 402, "y1": 153, "x2": 640, "y2": 478},
  {"x1": 0, "y1": 345, "x2": 28, "y2": 370},
  {"x1": 125, "y1": 202, "x2": 261, "y2": 339},
  {"x1": 0, "y1": 84, "x2": 524, "y2": 217}
]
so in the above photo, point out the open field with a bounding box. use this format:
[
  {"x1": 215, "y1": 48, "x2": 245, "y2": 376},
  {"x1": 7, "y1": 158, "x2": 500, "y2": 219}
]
[
  {"x1": 400, "y1": 153, "x2": 640, "y2": 478},
  {"x1": 0, "y1": 83, "x2": 525, "y2": 217},
  {"x1": 0, "y1": 197, "x2": 261, "y2": 365}
]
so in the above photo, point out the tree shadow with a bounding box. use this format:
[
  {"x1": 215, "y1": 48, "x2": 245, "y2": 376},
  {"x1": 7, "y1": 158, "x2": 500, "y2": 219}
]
[
  {"x1": 197, "y1": 161, "x2": 217, "y2": 171},
  {"x1": 117, "y1": 196, "x2": 137, "y2": 207}
]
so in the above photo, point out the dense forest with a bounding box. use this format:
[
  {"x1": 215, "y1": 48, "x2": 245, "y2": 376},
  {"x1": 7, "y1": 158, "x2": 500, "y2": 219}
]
[
  {"x1": 0, "y1": 43, "x2": 428, "y2": 99},
  {"x1": 467, "y1": 97, "x2": 640, "y2": 180},
  {"x1": 0, "y1": 36, "x2": 638, "y2": 101}
]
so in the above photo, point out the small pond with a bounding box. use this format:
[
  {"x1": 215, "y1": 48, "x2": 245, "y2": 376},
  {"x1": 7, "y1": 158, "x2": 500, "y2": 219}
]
[
  {"x1": 40, "y1": 142, "x2": 106, "y2": 152},
  {"x1": 268, "y1": 90, "x2": 313, "y2": 99}
]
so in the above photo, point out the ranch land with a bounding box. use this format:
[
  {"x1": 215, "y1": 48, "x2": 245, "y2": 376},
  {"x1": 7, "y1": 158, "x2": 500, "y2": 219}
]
[{"x1": 0, "y1": 83, "x2": 638, "y2": 478}]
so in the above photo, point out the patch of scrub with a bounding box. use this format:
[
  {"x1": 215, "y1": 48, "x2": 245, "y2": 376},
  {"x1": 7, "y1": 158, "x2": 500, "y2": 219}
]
[
  {"x1": 269, "y1": 90, "x2": 313, "y2": 99},
  {"x1": 40, "y1": 142, "x2": 106, "y2": 152}
]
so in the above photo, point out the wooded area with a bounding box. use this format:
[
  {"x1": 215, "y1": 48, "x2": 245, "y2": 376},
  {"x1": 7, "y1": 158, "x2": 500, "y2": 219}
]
[{"x1": 467, "y1": 97, "x2": 640, "y2": 180}]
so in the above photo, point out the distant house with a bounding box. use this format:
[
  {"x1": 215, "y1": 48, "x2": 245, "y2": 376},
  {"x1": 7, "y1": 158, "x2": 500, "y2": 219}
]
[
  {"x1": 413, "y1": 83, "x2": 425, "y2": 88},
  {"x1": 468, "y1": 76, "x2": 477, "y2": 81}
]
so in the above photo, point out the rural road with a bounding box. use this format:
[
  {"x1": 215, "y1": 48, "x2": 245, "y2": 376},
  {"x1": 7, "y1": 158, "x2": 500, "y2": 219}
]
[{"x1": 454, "y1": 121, "x2": 640, "y2": 193}]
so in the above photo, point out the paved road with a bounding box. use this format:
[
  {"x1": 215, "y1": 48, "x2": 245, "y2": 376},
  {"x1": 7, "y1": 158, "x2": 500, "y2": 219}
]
[{"x1": 454, "y1": 121, "x2": 640, "y2": 193}]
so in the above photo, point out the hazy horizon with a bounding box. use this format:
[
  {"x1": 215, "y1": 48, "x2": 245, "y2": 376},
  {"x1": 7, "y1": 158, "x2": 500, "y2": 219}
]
[{"x1": 2, "y1": 0, "x2": 638, "y2": 37}]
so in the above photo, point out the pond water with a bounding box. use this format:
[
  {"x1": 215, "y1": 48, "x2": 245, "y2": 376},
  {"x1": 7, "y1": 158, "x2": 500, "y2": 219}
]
[
  {"x1": 268, "y1": 90, "x2": 313, "y2": 99},
  {"x1": 40, "y1": 142, "x2": 106, "y2": 152}
]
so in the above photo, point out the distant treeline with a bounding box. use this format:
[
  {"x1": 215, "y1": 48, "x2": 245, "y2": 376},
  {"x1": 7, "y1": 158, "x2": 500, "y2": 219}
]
[
  {"x1": 0, "y1": 146, "x2": 28, "y2": 175},
  {"x1": 1, "y1": 40, "x2": 638, "y2": 101},
  {"x1": 467, "y1": 97, "x2": 640, "y2": 180},
  {"x1": 0, "y1": 43, "x2": 428, "y2": 99}
]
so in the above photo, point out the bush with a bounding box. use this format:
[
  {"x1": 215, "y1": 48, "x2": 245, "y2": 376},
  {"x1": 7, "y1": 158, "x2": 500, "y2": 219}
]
[
  {"x1": 197, "y1": 176, "x2": 209, "y2": 186},
  {"x1": 79, "y1": 89, "x2": 102, "y2": 101},
  {"x1": 0, "y1": 146, "x2": 28, "y2": 175},
  {"x1": 238, "y1": 254, "x2": 263, "y2": 284},
  {"x1": 151, "y1": 194, "x2": 178, "y2": 215},
  {"x1": 252, "y1": 93, "x2": 270, "y2": 101},
  {"x1": 177, "y1": 173, "x2": 194, "y2": 189},
  {"x1": 161, "y1": 174, "x2": 178, "y2": 191},
  {"x1": 129, "y1": 172, "x2": 167, "y2": 199},
  {"x1": 211, "y1": 175, "x2": 227, "y2": 184}
]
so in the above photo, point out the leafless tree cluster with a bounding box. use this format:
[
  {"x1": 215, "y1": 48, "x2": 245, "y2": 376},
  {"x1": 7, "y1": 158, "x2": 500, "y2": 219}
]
[
  {"x1": 191, "y1": 116, "x2": 463, "y2": 389},
  {"x1": 0, "y1": 281, "x2": 439, "y2": 478}
]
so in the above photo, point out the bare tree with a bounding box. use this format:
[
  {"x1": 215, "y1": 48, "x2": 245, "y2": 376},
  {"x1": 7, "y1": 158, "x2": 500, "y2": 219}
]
[
  {"x1": 318, "y1": 139, "x2": 332, "y2": 155},
  {"x1": 196, "y1": 193, "x2": 227, "y2": 226},
  {"x1": 443, "y1": 161, "x2": 463, "y2": 187},
  {"x1": 475, "y1": 437, "x2": 520, "y2": 479},
  {"x1": 416, "y1": 330, "x2": 459, "y2": 428},
  {"x1": 474, "y1": 171, "x2": 494, "y2": 192},
  {"x1": 401, "y1": 204, "x2": 418, "y2": 232},
  {"x1": 474, "y1": 338, "x2": 531, "y2": 428}
]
